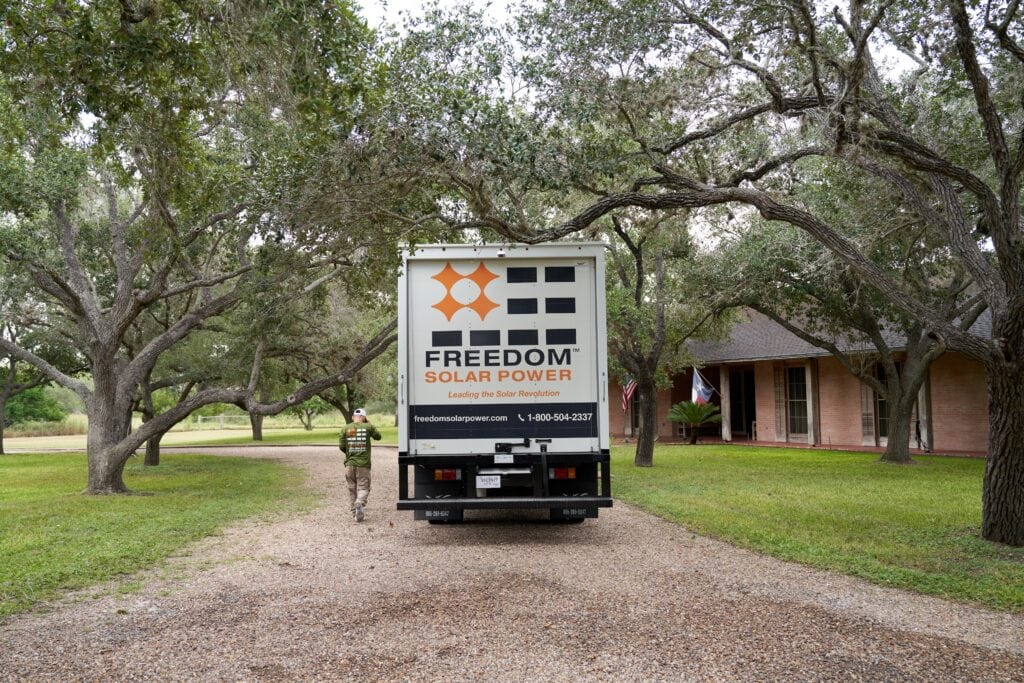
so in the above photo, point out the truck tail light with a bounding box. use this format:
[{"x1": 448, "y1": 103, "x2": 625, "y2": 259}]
[
  {"x1": 434, "y1": 468, "x2": 462, "y2": 481},
  {"x1": 548, "y1": 467, "x2": 576, "y2": 480}
]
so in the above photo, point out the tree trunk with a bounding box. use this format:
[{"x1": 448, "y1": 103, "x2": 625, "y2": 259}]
[
  {"x1": 87, "y1": 447, "x2": 129, "y2": 493},
  {"x1": 86, "y1": 397, "x2": 133, "y2": 493},
  {"x1": 880, "y1": 402, "x2": 913, "y2": 464},
  {"x1": 140, "y1": 407, "x2": 160, "y2": 466},
  {"x1": 145, "y1": 433, "x2": 162, "y2": 466},
  {"x1": 689, "y1": 426, "x2": 698, "y2": 445},
  {"x1": 633, "y1": 379, "x2": 658, "y2": 467},
  {"x1": 343, "y1": 383, "x2": 357, "y2": 423},
  {"x1": 250, "y1": 411, "x2": 264, "y2": 441},
  {"x1": 982, "y1": 365, "x2": 1024, "y2": 546},
  {"x1": 84, "y1": 362, "x2": 136, "y2": 493},
  {"x1": 144, "y1": 425, "x2": 168, "y2": 467},
  {"x1": 1, "y1": 357, "x2": 14, "y2": 455},
  {"x1": 879, "y1": 386, "x2": 914, "y2": 464}
]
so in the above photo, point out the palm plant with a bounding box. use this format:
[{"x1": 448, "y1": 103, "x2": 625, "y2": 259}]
[{"x1": 668, "y1": 401, "x2": 722, "y2": 445}]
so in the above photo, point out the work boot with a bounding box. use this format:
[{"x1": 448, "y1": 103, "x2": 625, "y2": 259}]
[{"x1": 354, "y1": 503, "x2": 365, "y2": 522}]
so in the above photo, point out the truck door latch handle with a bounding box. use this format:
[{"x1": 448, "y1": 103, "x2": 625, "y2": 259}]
[{"x1": 495, "y1": 438, "x2": 531, "y2": 453}]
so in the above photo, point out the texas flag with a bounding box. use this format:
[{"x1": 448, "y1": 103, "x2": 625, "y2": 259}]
[{"x1": 691, "y1": 368, "x2": 713, "y2": 405}]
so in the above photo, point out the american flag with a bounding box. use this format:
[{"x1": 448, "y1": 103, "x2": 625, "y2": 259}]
[{"x1": 621, "y1": 376, "x2": 638, "y2": 413}]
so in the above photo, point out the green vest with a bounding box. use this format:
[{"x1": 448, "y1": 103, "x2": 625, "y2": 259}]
[{"x1": 339, "y1": 421, "x2": 382, "y2": 468}]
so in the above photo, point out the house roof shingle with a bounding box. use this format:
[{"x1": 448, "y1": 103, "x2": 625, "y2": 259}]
[{"x1": 688, "y1": 308, "x2": 992, "y2": 364}]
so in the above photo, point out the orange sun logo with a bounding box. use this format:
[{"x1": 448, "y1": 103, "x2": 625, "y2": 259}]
[{"x1": 431, "y1": 262, "x2": 500, "y2": 321}]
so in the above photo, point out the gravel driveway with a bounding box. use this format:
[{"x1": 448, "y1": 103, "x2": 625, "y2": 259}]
[{"x1": 2, "y1": 446, "x2": 1022, "y2": 682}]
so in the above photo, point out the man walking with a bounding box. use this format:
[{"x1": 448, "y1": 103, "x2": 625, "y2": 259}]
[{"x1": 340, "y1": 408, "x2": 382, "y2": 522}]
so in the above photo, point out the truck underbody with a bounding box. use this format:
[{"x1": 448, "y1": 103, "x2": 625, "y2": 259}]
[{"x1": 397, "y1": 449, "x2": 612, "y2": 522}]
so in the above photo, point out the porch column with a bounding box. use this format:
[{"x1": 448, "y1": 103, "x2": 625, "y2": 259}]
[
  {"x1": 805, "y1": 361, "x2": 818, "y2": 446},
  {"x1": 720, "y1": 365, "x2": 732, "y2": 442},
  {"x1": 917, "y1": 375, "x2": 932, "y2": 452}
]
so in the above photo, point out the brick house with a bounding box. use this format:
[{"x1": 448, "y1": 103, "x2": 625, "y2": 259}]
[{"x1": 609, "y1": 309, "x2": 989, "y2": 455}]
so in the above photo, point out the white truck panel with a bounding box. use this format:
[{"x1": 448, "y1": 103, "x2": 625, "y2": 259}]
[{"x1": 398, "y1": 243, "x2": 609, "y2": 456}]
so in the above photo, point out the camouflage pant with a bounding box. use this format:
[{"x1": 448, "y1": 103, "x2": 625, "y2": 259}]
[{"x1": 345, "y1": 465, "x2": 371, "y2": 511}]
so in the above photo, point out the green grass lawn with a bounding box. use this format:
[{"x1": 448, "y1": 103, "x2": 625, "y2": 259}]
[
  {"x1": 187, "y1": 424, "x2": 399, "y2": 447},
  {"x1": 2, "y1": 423, "x2": 399, "y2": 451},
  {"x1": 611, "y1": 445, "x2": 1024, "y2": 611},
  {"x1": 175, "y1": 413, "x2": 398, "y2": 447},
  {"x1": 0, "y1": 452, "x2": 315, "y2": 618}
]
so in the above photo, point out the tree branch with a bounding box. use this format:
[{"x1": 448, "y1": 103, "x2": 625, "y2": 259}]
[
  {"x1": 985, "y1": 0, "x2": 1024, "y2": 65},
  {"x1": 122, "y1": 288, "x2": 243, "y2": 392},
  {"x1": 655, "y1": 98, "x2": 823, "y2": 156},
  {"x1": 949, "y1": 0, "x2": 1011, "y2": 177},
  {"x1": 152, "y1": 266, "x2": 255, "y2": 302},
  {"x1": 512, "y1": 185, "x2": 995, "y2": 361},
  {"x1": 852, "y1": 154, "x2": 1000, "y2": 296},
  {"x1": 0, "y1": 337, "x2": 90, "y2": 400},
  {"x1": 726, "y1": 146, "x2": 827, "y2": 186},
  {"x1": 864, "y1": 130, "x2": 997, "y2": 201},
  {"x1": 247, "y1": 339, "x2": 265, "y2": 397},
  {"x1": 610, "y1": 216, "x2": 643, "y2": 306},
  {"x1": 115, "y1": 321, "x2": 398, "y2": 454},
  {"x1": 52, "y1": 202, "x2": 103, "y2": 336}
]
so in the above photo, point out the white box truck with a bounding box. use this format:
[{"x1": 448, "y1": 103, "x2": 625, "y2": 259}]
[{"x1": 397, "y1": 243, "x2": 612, "y2": 522}]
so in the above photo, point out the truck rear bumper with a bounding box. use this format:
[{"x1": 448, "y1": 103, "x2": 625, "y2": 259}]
[{"x1": 397, "y1": 496, "x2": 613, "y2": 510}]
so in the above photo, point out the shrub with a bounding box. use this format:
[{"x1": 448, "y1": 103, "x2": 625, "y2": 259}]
[
  {"x1": 667, "y1": 401, "x2": 722, "y2": 444},
  {"x1": 3, "y1": 387, "x2": 68, "y2": 426}
]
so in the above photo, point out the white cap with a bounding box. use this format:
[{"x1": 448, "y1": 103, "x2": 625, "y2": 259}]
[{"x1": 353, "y1": 408, "x2": 367, "y2": 417}]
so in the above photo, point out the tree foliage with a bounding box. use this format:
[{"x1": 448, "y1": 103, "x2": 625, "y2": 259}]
[
  {"x1": 0, "y1": 260, "x2": 83, "y2": 452},
  {"x1": 710, "y1": 159, "x2": 983, "y2": 463},
  {"x1": 398, "y1": 0, "x2": 1024, "y2": 543},
  {"x1": 0, "y1": 1, "x2": 400, "y2": 491},
  {"x1": 605, "y1": 211, "x2": 730, "y2": 466},
  {"x1": 408, "y1": 0, "x2": 1024, "y2": 545}
]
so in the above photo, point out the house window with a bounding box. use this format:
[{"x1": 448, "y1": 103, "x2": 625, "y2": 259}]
[{"x1": 786, "y1": 366, "x2": 808, "y2": 435}]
